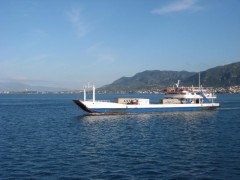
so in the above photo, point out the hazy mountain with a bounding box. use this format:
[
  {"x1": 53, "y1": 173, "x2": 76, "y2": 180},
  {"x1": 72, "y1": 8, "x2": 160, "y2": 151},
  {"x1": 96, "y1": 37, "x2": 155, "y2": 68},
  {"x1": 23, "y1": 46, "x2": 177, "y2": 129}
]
[
  {"x1": 0, "y1": 82, "x2": 29, "y2": 92},
  {"x1": 100, "y1": 70, "x2": 195, "y2": 91},
  {"x1": 2, "y1": 62, "x2": 239, "y2": 92},
  {"x1": 100, "y1": 62, "x2": 240, "y2": 91},
  {"x1": 0, "y1": 82, "x2": 69, "y2": 92},
  {"x1": 183, "y1": 62, "x2": 240, "y2": 87}
]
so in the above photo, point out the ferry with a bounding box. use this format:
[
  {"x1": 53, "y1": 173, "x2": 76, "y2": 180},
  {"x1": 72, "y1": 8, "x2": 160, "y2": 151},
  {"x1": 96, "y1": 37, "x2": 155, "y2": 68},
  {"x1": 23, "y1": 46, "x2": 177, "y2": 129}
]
[{"x1": 73, "y1": 80, "x2": 220, "y2": 114}]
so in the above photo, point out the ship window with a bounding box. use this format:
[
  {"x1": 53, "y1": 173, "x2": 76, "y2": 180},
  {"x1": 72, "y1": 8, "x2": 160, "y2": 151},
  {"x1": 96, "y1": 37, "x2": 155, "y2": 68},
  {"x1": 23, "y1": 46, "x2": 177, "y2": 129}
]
[
  {"x1": 196, "y1": 99, "x2": 199, "y2": 104},
  {"x1": 186, "y1": 99, "x2": 190, "y2": 104}
]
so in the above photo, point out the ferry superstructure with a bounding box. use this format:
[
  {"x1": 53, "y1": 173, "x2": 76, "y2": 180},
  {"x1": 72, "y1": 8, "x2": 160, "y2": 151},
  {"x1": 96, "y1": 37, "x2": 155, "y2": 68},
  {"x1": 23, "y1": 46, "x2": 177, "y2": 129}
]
[{"x1": 73, "y1": 81, "x2": 220, "y2": 114}]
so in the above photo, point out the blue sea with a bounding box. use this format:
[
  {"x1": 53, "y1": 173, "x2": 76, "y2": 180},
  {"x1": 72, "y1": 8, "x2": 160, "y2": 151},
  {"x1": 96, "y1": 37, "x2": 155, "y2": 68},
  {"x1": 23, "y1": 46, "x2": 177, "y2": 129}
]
[{"x1": 1, "y1": 93, "x2": 240, "y2": 179}]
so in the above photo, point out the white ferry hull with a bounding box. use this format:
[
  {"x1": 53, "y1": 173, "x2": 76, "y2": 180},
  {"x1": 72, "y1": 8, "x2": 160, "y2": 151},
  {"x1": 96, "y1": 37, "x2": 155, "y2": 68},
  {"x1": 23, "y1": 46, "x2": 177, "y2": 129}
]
[
  {"x1": 73, "y1": 100, "x2": 220, "y2": 114},
  {"x1": 74, "y1": 81, "x2": 220, "y2": 114}
]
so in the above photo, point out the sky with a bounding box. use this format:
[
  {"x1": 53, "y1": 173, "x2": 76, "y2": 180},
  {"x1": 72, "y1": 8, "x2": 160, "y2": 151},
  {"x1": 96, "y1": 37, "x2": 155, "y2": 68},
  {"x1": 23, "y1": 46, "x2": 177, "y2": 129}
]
[{"x1": 0, "y1": 0, "x2": 240, "y2": 89}]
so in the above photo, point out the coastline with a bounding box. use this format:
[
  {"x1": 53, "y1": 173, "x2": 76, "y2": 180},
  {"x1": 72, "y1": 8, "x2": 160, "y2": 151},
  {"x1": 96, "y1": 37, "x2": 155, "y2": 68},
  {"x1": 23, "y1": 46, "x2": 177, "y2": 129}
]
[{"x1": 1, "y1": 86, "x2": 240, "y2": 94}]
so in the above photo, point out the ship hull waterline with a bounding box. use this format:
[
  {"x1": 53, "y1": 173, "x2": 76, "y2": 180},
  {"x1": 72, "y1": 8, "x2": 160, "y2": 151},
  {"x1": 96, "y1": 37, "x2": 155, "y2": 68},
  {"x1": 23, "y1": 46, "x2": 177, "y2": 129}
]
[{"x1": 73, "y1": 100, "x2": 219, "y2": 115}]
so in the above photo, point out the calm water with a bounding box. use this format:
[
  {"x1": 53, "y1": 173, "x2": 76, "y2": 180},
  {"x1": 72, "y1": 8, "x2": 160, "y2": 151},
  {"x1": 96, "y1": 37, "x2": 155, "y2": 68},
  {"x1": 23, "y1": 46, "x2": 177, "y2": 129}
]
[{"x1": 0, "y1": 93, "x2": 240, "y2": 179}]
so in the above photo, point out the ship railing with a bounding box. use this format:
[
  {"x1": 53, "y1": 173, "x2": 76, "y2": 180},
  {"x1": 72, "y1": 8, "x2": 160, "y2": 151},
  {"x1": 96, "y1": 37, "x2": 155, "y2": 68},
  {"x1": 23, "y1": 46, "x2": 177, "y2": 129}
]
[
  {"x1": 166, "y1": 86, "x2": 216, "y2": 92},
  {"x1": 182, "y1": 86, "x2": 214, "y2": 90},
  {"x1": 88, "y1": 99, "x2": 111, "y2": 102},
  {"x1": 179, "y1": 87, "x2": 216, "y2": 93}
]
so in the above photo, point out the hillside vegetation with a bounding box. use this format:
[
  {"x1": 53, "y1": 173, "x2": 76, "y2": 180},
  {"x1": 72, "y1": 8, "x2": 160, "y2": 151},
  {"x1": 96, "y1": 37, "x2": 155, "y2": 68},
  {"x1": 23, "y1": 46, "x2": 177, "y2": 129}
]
[{"x1": 100, "y1": 62, "x2": 240, "y2": 92}]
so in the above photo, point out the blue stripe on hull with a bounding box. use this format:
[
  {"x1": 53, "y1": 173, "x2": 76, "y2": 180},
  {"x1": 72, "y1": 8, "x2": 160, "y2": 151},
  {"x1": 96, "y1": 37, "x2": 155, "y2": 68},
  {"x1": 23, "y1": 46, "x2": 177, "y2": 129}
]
[{"x1": 89, "y1": 106, "x2": 216, "y2": 114}]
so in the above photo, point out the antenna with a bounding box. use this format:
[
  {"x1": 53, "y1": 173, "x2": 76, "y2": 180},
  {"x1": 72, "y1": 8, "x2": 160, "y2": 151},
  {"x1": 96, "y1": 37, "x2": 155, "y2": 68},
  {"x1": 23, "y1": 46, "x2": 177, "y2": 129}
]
[
  {"x1": 177, "y1": 80, "x2": 180, "y2": 88},
  {"x1": 83, "y1": 85, "x2": 86, "y2": 101},
  {"x1": 82, "y1": 82, "x2": 95, "y2": 102},
  {"x1": 199, "y1": 71, "x2": 201, "y2": 91}
]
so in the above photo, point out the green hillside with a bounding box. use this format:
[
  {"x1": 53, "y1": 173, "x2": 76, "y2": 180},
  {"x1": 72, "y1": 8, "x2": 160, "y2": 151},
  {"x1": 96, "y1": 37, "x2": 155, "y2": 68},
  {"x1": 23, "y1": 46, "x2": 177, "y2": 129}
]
[
  {"x1": 99, "y1": 62, "x2": 240, "y2": 92},
  {"x1": 183, "y1": 62, "x2": 240, "y2": 87},
  {"x1": 100, "y1": 71, "x2": 195, "y2": 91}
]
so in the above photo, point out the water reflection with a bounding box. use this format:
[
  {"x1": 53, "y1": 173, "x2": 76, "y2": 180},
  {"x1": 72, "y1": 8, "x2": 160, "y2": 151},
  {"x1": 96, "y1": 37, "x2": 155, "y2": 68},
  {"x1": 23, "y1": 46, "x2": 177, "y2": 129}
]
[
  {"x1": 78, "y1": 114, "x2": 127, "y2": 122},
  {"x1": 160, "y1": 111, "x2": 218, "y2": 121},
  {"x1": 219, "y1": 107, "x2": 240, "y2": 110},
  {"x1": 76, "y1": 110, "x2": 218, "y2": 123}
]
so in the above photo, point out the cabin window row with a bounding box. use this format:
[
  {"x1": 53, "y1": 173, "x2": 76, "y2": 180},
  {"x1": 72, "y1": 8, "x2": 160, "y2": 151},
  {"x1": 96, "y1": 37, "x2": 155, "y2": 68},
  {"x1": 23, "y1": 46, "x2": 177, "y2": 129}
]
[{"x1": 186, "y1": 98, "x2": 203, "y2": 104}]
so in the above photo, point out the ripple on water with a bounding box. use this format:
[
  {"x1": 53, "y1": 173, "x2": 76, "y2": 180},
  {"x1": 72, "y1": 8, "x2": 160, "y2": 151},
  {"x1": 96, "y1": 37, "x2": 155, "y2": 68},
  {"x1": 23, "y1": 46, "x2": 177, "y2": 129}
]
[{"x1": 1, "y1": 94, "x2": 240, "y2": 179}]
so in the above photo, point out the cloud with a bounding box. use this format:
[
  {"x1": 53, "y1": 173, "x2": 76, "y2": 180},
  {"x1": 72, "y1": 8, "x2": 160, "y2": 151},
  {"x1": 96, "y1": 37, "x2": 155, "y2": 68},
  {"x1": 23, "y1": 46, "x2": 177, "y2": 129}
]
[
  {"x1": 32, "y1": 28, "x2": 49, "y2": 37},
  {"x1": 67, "y1": 7, "x2": 88, "y2": 37},
  {"x1": 96, "y1": 54, "x2": 116, "y2": 64},
  {"x1": 151, "y1": 0, "x2": 201, "y2": 15},
  {"x1": 86, "y1": 43, "x2": 116, "y2": 64},
  {"x1": 33, "y1": 54, "x2": 49, "y2": 61}
]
